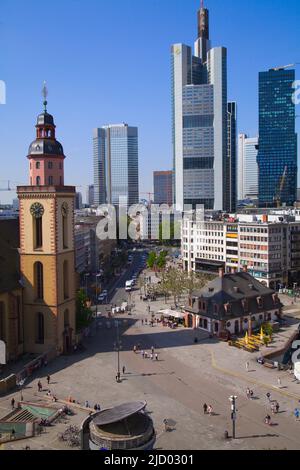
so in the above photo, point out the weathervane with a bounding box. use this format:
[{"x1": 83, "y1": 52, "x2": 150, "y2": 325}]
[{"x1": 42, "y1": 81, "x2": 48, "y2": 112}]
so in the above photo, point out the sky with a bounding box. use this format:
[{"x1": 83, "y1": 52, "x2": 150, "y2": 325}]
[{"x1": 0, "y1": 0, "x2": 299, "y2": 204}]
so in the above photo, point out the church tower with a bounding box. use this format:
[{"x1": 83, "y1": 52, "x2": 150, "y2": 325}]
[{"x1": 17, "y1": 88, "x2": 76, "y2": 355}]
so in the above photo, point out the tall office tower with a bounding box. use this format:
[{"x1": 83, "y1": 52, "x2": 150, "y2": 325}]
[
  {"x1": 93, "y1": 124, "x2": 139, "y2": 207},
  {"x1": 257, "y1": 68, "x2": 297, "y2": 207},
  {"x1": 75, "y1": 192, "x2": 83, "y2": 210},
  {"x1": 87, "y1": 185, "x2": 95, "y2": 207},
  {"x1": 227, "y1": 102, "x2": 237, "y2": 212},
  {"x1": 238, "y1": 134, "x2": 259, "y2": 200},
  {"x1": 172, "y1": 2, "x2": 229, "y2": 211},
  {"x1": 153, "y1": 171, "x2": 173, "y2": 205}
]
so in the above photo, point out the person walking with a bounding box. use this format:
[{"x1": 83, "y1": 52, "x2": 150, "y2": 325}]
[
  {"x1": 245, "y1": 361, "x2": 250, "y2": 372},
  {"x1": 46, "y1": 375, "x2": 50, "y2": 385},
  {"x1": 85, "y1": 401, "x2": 90, "y2": 408},
  {"x1": 133, "y1": 345, "x2": 137, "y2": 353},
  {"x1": 277, "y1": 377, "x2": 282, "y2": 388},
  {"x1": 294, "y1": 408, "x2": 300, "y2": 421},
  {"x1": 207, "y1": 405, "x2": 213, "y2": 416},
  {"x1": 155, "y1": 353, "x2": 158, "y2": 361},
  {"x1": 122, "y1": 366, "x2": 126, "y2": 375},
  {"x1": 150, "y1": 353, "x2": 154, "y2": 361},
  {"x1": 271, "y1": 403, "x2": 276, "y2": 415},
  {"x1": 275, "y1": 402, "x2": 280, "y2": 414},
  {"x1": 11, "y1": 398, "x2": 15, "y2": 409},
  {"x1": 246, "y1": 388, "x2": 251, "y2": 399},
  {"x1": 37, "y1": 380, "x2": 42, "y2": 392},
  {"x1": 151, "y1": 346, "x2": 155, "y2": 355},
  {"x1": 203, "y1": 403, "x2": 208, "y2": 414},
  {"x1": 266, "y1": 392, "x2": 271, "y2": 402}
]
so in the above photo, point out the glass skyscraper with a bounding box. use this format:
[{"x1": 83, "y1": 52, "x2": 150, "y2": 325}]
[
  {"x1": 93, "y1": 124, "x2": 139, "y2": 207},
  {"x1": 172, "y1": 4, "x2": 234, "y2": 212},
  {"x1": 257, "y1": 68, "x2": 297, "y2": 207},
  {"x1": 153, "y1": 171, "x2": 173, "y2": 205}
]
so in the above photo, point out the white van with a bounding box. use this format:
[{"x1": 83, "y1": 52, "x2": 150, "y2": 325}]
[{"x1": 125, "y1": 280, "x2": 134, "y2": 292}]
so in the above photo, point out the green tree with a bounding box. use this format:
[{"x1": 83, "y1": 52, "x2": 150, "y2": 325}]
[
  {"x1": 147, "y1": 252, "x2": 157, "y2": 269},
  {"x1": 76, "y1": 289, "x2": 92, "y2": 332}
]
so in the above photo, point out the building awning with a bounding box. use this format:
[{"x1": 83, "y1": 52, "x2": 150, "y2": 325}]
[{"x1": 158, "y1": 309, "x2": 185, "y2": 319}]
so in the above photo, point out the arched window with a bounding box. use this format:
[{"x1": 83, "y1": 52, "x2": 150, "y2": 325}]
[
  {"x1": 64, "y1": 309, "x2": 70, "y2": 327},
  {"x1": 36, "y1": 162, "x2": 40, "y2": 170},
  {"x1": 63, "y1": 261, "x2": 69, "y2": 299},
  {"x1": 36, "y1": 176, "x2": 41, "y2": 186},
  {"x1": 34, "y1": 262, "x2": 44, "y2": 300},
  {"x1": 0, "y1": 301, "x2": 5, "y2": 342},
  {"x1": 36, "y1": 313, "x2": 44, "y2": 344},
  {"x1": 34, "y1": 216, "x2": 43, "y2": 249}
]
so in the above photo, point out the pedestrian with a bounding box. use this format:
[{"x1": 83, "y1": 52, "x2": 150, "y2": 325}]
[
  {"x1": 203, "y1": 403, "x2": 208, "y2": 414},
  {"x1": 122, "y1": 366, "x2": 126, "y2": 375},
  {"x1": 277, "y1": 377, "x2": 282, "y2": 388},
  {"x1": 141, "y1": 350, "x2": 145, "y2": 358},
  {"x1": 38, "y1": 380, "x2": 42, "y2": 392},
  {"x1": 207, "y1": 405, "x2": 213, "y2": 416},
  {"x1": 144, "y1": 352, "x2": 148, "y2": 359},
  {"x1": 246, "y1": 388, "x2": 251, "y2": 399},
  {"x1": 150, "y1": 353, "x2": 154, "y2": 361},
  {"x1": 250, "y1": 390, "x2": 254, "y2": 399},
  {"x1": 94, "y1": 404, "x2": 98, "y2": 411},
  {"x1": 133, "y1": 345, "x2": 137, "y2": 353},
  {"x1": 85, "y1": 400, "x2": 90, "y2": 408},
  {"x1": 245, "y1": 361, "x2": 250, "y2": 372},
  {"x1": 275, "y1": 402, "x2": 280, "y2": 414},
  {"x1": 97, "y1": 404, "x2": 101, "y2": 411},
  {"x1": 11, "y1": 429, "x2": 16, "y2": 440},
  {"x1": 117, "y1": 372, "x2": 121, "y2": 382},
  {"x1": 266, "y1": 392, "x2": 271, "y2": 402},
  {"x1": 11, "y1": 398, "x2": 15, "y2": 409},
  {"x1": 294, "y1": 408, "x2": 300, "y2": 420},
  {"x1": 264, "y1": 415, "x2": 271, "y2": 425},
  {"x1": 155, "y1": 353, "x2": 158, "y2": 361},
  {"x1": 271, "y1": 403, "x2": 276, "y2": 415},
  {"x1": 46, "y1": 375, "x2": 50, "y2": 385},
  {"x1": 151, "y1": 346, "x2": 154, "y2": 355},
  {"x1": 141, "y1": 319, "x2": 144, "y2": 326}
]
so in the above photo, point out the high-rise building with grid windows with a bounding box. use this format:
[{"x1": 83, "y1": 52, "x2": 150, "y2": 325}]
[
  {"x1": 172, "y1": 3, "x2": 234, "y2": 212},
  {"x1": 93, "y1": 124, "x2": 139, "y2": 207},
  {"x1": 257, "y1": 68, "x2": 297, "y2": 207}
]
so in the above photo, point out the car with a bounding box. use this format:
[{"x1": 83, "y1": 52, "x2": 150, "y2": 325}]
[
  {"x1": 102, "y1": 290, "x2": 108, "y2": 296},
  {"x1": 98, "y1": 294, "x2": 106, "y2": 303}
]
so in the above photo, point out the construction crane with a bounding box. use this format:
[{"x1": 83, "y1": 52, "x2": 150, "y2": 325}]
[
  {"x1": 140, "y1": 192, "x2": 154, "y2": 206},
  {"x1": 273, "y1": 166, "x2": 288, "y2": 208},
  {"x1": 0, "y1": 181, "x2": 12, "y2": 191},
  {"x1": 271, "y1": 64, "x2": 295, "y2": 71}
]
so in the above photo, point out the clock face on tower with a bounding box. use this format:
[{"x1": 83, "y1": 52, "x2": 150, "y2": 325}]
[
  {"x1": 30, "y1": 202, "x2": 45, "y2": 219},
  {"x1": 61, "y1": 202, "x2": 69, "y2": 217}
]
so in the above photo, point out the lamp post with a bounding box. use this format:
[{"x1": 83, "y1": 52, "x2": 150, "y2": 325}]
[
  {"x1": 95, "y1": 273, "x2": 101, "y2": 317},
  {"x1": 229, "y1": 395, "x2": 238, "y2": 439},
  {"x1": 114, "y1": 320, "x2": 122, "y2": 383}
]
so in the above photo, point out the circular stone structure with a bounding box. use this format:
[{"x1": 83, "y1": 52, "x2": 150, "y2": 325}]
[{"x1": 88, "y1": 401, "x2": 155, "y2": 450}]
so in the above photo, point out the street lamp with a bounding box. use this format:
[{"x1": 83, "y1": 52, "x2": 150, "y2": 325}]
[
  {"x1": 113, "y1": 320, "x2": 122, "y2": 383},
  {"x1": 229, "y1": 395, "x2": 238, "y2": 439},
  {"x1": 95, "y1": 273, "x2": 102, "y2": 317}
]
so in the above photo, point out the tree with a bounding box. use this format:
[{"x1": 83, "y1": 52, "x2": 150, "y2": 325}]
[
  {"x1": 147, "y1": 252, "x2": 157, "y2": 269},
  {"x1": 76, "y1": 289, "x2": 92, "y2": 332}
]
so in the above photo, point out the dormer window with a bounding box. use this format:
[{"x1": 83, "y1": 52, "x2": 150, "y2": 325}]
[
  {"x1": 257, "y1": 297, "x2": 263, "y2": 308},
  {"x1": 224, "y1": 303, "x2": 231, "y2": 314}
]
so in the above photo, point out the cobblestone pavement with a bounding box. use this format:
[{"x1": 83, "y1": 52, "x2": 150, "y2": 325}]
[{"x1": 2, "y1": 264, "x2": 300, "y2": 450}]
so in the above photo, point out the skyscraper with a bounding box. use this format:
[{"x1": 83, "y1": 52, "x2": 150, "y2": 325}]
[
  {"x1": 227, "y1": 102, "x2": 237, "y2": 212},
  {"x1": 257, "y1": 68, "x2": 297, "y2": 207},
  {"x1": 238, "y1": 134, "x2": 259, "y2": 200},
  {"x1": 153, "y1": 171, "x2": 173, "y2": 205},
  {"x1": 172, "y1": 2, "x2": 232, "y2": 211},
  {"x1": 93, "y1": 124, "x2": 139, "y2": 207}
]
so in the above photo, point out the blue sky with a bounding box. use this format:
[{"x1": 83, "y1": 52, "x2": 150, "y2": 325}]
[{"x1": 0, "y1": 0, "x2": 299, "y2": 204}]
